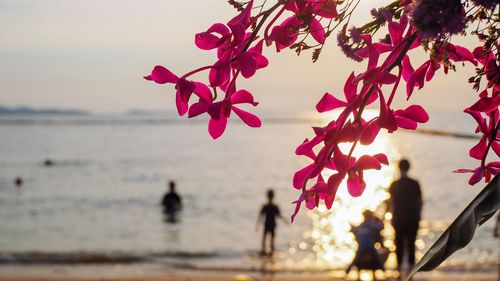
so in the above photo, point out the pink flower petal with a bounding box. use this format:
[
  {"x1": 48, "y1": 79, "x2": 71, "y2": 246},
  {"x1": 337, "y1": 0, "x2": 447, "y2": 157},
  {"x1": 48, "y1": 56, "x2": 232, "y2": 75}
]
[
  {"x1": 360, "y1": 120, "x2": 380, "y2": 145},
  {"x1": 447, "y1": 44, "x2": 477, "y2": 65},
  {"x1": 473, "y1": 47, "x2": 494, "y2": 65},
  {"x1": 373, "y1": 153, "x2": 389, "y2": 165},
  {"x1": 309, "y1": 18, "x2": 325, "y2": 44},
  {"x1": 295, "y1": 136, "x2": 323, "y2": 157},
  {"x1": 195, "y1": 32, "x2": 221, "y2": 50},
  {"x1": 177, "y1": 78, "x2": 196, "y2": 103},
  {"x1": 395, "y1": 116, "x2": 418, "y2": 130},
  {"x1": 372, "y1": 43, "x2": 393, "y2": 53},
  {"x1": 414, "y1": 61, "x2": 430, "y2": 88},
  {"x1": 469, "y1": 167, "x2": 483, "y2": 185},
  {"x1": 208, "y1": 115, "x2": 228, "y2": 139},
  {"x1": 468, "y1": 97, "x2": 500, "y2": 113},
  {"x1": 401, "y1": 56, "x2": 414, "y2": 82},
  {"x1": 316, "y1": 93, "x2": 347, "y2": 113},
  {"x1": 268, "y1": 17, "x2": 302, "y2": 52},
  {"x1": 347, "y1": 175, "x2": 366, "y2": 197},
  {"x1": 231, "y1": 106, "x2": 262, "y2": 127},
  {"x1": 207, "y1": 101, "x2": 223, "y2": 120},
  {"x1": 291, "y1": 193, "x2": 305, "y2": 222},
  {"x1": 380, "y1": 73, "x2": 398, "y2": 84},
  {"x1": 388, "y1": 15, "x2": 407, "y2": 45},
  {"x1": 305, "y1": 192, "x2": 320, "y2": 210},
  {"x1": 378, "y1": 93, "x2": 398, "y2": 132},
  {"x1": 492, "y1": 141, "x2": 500, "y2": 157},
  {"x1": 194, "y1": 23, "x2": 231, "y2": 50},
  {"x1": 313, "y1": 0, "x2": 338, "y2": 18},
  {"x1": 425, "y1": 62, "x2": 440, "y2": 81},
  {"x1": 175, "y1": 92, "x2": 188, "y2": 116},
  {"x1": 454, "y1": 168, "x2": 476, "y2": 173},
  {"x1": 344, "y1": 72, "x2": 358, "y2": 102},
  {"x1": 249, "y1": 41, "x2": 269, "y2": 69},
  {"x1": 209, "y1": 51, "x2": 232, "y2": 87},
  {"x1": 238, "y1": 53, "x2": 257, "y2": 78},
  {"x1": 465, "y1": 109, "x2": 488, "y2": 134},
  {"x1": 193, "y1": 82, "x2": 213, "y2": 102},
  {"x1": 231, "y1": 90, "x2": 258, "y2": 105},
  {"x1": 248, "y1": 40, "x2": 263, "y2": 54},
  {"x1": 401, "y1": 105, "x2": 429, "y2": 122},
  {"x1": 327, "y1": 173, "x2": 342, "y2": 194},
  {"x1": 355, "y1": 155, "x2": 382, "y2": 170},
  {"x1": 207, "y1": 23, "x2": 231, "y2": 35},
  {"x1": 144, "y1": 65, "x2": 178, "y2": 84},
  {"x1": 228, "y1": 0, "x2": 253, "y2": 28},
  {"x1": 293, "y1": 164, "x2": 315, "y2": 189},
  {"x1": 188, "y1": 102, "x2": 208, "y2": 118},
  {"x1": 469, "y1": 137, "x2": 487, "y2": 160}
]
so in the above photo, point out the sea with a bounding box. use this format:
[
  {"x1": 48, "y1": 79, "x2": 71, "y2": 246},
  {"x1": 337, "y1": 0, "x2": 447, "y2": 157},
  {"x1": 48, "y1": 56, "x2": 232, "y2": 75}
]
[{"x1": 0, "y1": 111, "x2": 498, "y2": 274}]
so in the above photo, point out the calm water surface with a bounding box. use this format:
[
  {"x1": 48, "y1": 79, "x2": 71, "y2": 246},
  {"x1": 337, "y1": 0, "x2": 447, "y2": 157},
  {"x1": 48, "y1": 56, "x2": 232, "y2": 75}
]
[{"x1": 0, "y1": 113, "x2": 497, "y2": 270}]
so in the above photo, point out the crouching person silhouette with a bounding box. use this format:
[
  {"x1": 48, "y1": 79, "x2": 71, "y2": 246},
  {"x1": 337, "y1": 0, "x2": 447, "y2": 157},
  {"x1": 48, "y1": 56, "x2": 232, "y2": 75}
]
[{"x1": 346, "y1": 210, "x2": 385, "y2": 280}]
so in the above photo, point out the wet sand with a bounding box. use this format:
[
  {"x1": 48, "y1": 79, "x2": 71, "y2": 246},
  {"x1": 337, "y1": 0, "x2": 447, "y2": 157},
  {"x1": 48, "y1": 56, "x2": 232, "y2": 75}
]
[{"x1": 0, "y1": 264, "x2": 497, "y2": 281}]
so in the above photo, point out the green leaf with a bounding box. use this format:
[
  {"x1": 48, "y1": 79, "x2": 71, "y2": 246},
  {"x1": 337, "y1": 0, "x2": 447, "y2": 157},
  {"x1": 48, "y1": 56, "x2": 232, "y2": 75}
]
[{"x1": 405, "y1": 174, "x2": 500, "y2": 280}]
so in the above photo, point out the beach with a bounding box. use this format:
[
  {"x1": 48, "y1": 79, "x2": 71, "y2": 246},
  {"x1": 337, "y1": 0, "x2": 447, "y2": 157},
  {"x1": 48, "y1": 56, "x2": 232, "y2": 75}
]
[{"x1": 0, "y1": 263, "x2": 498, "y2": 281}]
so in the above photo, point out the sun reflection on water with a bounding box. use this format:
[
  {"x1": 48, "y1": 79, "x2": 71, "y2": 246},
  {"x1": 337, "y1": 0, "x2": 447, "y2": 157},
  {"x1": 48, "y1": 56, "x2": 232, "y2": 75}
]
[
  {"x1": 293, "y1": 110, "x2": 401, "y2": 272},
  {"x1": 249, "y1": 110, "x2": 498, "y2": 275}
]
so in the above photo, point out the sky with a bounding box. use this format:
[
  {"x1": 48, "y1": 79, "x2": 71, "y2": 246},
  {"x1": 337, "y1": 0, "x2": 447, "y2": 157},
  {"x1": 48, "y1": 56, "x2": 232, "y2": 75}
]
[{"x1": 0, "y1": 0, "x2": 480, "y2": 115}]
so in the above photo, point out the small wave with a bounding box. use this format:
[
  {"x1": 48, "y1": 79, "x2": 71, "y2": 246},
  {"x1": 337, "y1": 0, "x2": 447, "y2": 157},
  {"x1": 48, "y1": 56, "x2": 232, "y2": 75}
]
[
  {"x1": 151, "y1": 251, "x2": 222, "y2": 259},
  {"x1": 0, "y1": 250, "x2": 222, "y2": 265},
  {"x1": 0, "y1": 252, "x2": 143, "y2": 265}
]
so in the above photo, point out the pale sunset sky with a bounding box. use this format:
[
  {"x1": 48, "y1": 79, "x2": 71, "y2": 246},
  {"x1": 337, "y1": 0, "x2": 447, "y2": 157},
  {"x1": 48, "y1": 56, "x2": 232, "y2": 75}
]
[{"x1": 0, "y1": 0, "x2": 479, "y2": 115}]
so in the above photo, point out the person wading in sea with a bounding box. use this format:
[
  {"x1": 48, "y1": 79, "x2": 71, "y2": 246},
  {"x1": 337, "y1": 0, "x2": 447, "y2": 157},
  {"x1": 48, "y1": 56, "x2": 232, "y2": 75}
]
[
  {"x1": 388, "y1": 159, "x2": 423, "y2": 275},
  {"x1": 256, "y1": 189, "x2": 287, "y2": 256},
  {"x1": 161, "y1": 180, "x2": 182, "y2": 222}
]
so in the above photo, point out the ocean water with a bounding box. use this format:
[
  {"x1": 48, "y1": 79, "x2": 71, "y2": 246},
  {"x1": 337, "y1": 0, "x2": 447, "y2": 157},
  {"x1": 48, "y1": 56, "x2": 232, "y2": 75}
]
[{"x1": 0, "y1": 112, "x2": 497, "y2": 271}]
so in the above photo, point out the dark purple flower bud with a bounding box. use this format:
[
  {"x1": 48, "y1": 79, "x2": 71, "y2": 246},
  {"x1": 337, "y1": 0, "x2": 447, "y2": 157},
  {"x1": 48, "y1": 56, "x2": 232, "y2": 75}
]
[{"x1": 411, "y1": 0, "x2": 466, "y2": 38}]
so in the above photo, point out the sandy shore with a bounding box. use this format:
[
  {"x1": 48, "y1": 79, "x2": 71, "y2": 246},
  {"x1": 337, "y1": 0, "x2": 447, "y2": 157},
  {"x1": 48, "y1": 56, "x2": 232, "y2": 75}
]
[
  {"x1": 0, "y1": 274, "x2": 498, "y2": 281},
  {"x1": 0, "y1": 264, "x2": 497, "y2": 281}
]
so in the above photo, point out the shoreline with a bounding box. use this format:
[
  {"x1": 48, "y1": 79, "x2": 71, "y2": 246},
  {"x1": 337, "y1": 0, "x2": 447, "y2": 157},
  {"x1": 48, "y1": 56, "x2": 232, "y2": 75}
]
[{"x1": 0, "y1": 263, "x2": 497, "y2": 281}]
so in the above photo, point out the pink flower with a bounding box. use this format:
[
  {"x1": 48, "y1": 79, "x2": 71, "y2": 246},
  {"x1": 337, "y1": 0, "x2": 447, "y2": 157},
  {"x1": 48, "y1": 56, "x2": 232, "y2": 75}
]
[
  {"x1": 346, "y1": 154, "x2": 387, "y2": 197},
  {"x1": 195, "y1": 23, "x2": 231, "y2": 51},
  {"x1": 309, "y1": 18, "x2": 326, "y2": 44},
  {"x1": 267, "y1": 17, "x2": 303, "y2": 52},
  {"x1": 465, "y1": 108, "x2": 500, "y2": 160},
  {"x1": 206, "y1": 89, "x2": 261, "y2": 139},
  {"x1": 394, "y1": 105, "x2": 430, "y2": 130},
  {"x1": 145, "y1": 66, "x2": 212, "y2": 116},
  {"x1": 144, "y1": 65, "x2": 178, "y2": 84},
  {"x1": 316, "y1": 72, "x2": 360, "y2": 113},
  {"x1": 235, "y1": 40, "x2": 269, "y2": 79},
  {"x1": 455, "y1": 162, "x2": 500, "y2": 185}
]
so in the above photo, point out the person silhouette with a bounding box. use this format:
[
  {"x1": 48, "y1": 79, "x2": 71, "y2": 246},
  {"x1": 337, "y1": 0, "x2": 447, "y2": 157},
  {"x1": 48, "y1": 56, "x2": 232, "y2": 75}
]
[
  {"x1": 14, "y1": 177, "x2": 23, "y2": 187},
  {"x1": 256, "y1": 189, "x2": 286, "y2": 255},
  {"x1": 494, "y1": 212, "x2": 499, "y2": 238},
  {"x1": 346, "y1": 210, "x2": 385, "y2": 279},
  {"x1": 388, "y1": 159, "x2": 423, "y2": 273},
  {"x1": 161, "y1": 180, "x2": 182, "y2": 222}
]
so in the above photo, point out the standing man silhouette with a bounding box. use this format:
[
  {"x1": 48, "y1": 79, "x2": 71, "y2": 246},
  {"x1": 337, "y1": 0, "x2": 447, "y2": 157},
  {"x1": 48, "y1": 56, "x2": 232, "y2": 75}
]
[
  {"x1": 389, "y1": 159, "x2": 423, "y2": 272},
  {"x1": 161, "y1": 180, "x2": 182, "y2": 222},
  {"x1": 257, "y1": 189, "x2": 286, "y2": 255}
]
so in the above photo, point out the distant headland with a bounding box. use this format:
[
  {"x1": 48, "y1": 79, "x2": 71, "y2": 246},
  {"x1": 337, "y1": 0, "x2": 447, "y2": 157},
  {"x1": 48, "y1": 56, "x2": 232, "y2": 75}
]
[{"x1": 0, "y1": 105, "x2": 90, "y2": 116}]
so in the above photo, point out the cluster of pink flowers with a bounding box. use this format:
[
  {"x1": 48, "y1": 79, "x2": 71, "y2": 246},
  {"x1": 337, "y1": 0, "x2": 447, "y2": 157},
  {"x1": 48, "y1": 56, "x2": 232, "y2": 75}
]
[
  {"x1": 456, "y1": 47, "x2": 500, "y2": 184},
  {"x1": 144, "y1": 0, "x2": 337, "y2": 138},
  {"x1": 146, "y1": 0, "x2": 499, "y2": 221}
]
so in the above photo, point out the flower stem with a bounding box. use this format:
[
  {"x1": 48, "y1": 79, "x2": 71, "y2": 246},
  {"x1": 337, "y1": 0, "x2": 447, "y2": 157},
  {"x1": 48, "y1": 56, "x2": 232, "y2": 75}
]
[{"x1": 180, "y1": 65, "x2": 213, "y2": 80}]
